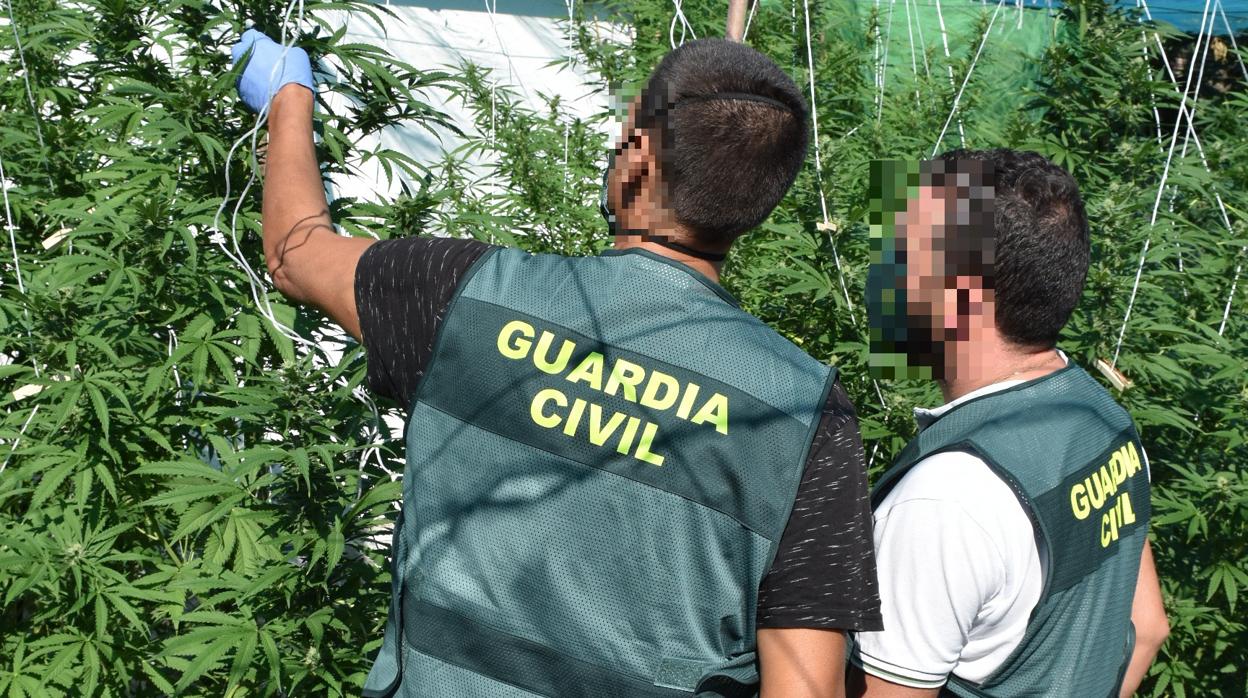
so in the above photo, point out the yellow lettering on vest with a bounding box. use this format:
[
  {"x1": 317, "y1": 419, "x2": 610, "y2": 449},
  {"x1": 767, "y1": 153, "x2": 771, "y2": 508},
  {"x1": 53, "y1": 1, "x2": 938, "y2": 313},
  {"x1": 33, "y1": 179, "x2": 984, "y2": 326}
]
[
  {"x1": 616, "y1": 416, "x2": 641, "y2": 456},
  {"x1": 1109, "y1": 450, "x2": 1126, "y2": 486},
  {"x1": 676, "y1": 382, "x2": 701, "y2": 419},
  {"x1": 1112, "y1": 502, "x2": 1123, "y2": 543},
  {"x1": 1086, "y1": 471, "x2": 1107, "y2": 510},
  {"x1": 690, "y1": 393, "x2": 729, "y2": 435},
  {"x1": 1101, "y1": 509, "x2": 1113, "y2": 548},
  {"x1": 1125, "y1": 441, "x2": 1142, "y2": 478},
  {"x1": 1070, "y1": 483, "x2": 1091, "y2": 520},
  {"x1": 567, "y1": 352, "x2": 605, "y2": 390},
  {"x1": 498, "y1": 320, "x2": 535, "y2": 359},
  {"x1": 531, "y1": 388, "x2": 567, "y2": 429},
  {"x1": 1098, "y1": 465, "x2": 1117, "y2": 500},
  {"x1": 635, "y1": 421, "x2": 666, "y2": 466},
  {"x1": 604, "y1": 359, "x2": 645, "y2": 402},
  {"x1": 563, "y1": 397, "x2": 586, "y2": 437},
  {"x1": 1120, "y1": 491, "x2": 1136, "y2": 526},
  {"x1": 640, "y1": 370, "x2": 680, "y2": 411},
  {"x1": 588, "y1": 403, "x2": 627, "y2": 445},
  {"x1": 534, "y1": 332, "x2": 576, "y2": 374}
]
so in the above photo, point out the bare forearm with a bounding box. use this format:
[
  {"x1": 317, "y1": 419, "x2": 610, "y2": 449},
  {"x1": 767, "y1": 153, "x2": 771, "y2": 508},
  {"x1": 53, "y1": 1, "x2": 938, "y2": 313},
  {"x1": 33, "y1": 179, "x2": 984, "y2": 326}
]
[
  {"x1": 1119, "y1": 634, "x2": 1163, "y2": 697},
  {"x1": 262, "y1": 85, "x2": 331, "y2": 301},
  {"x1": 759, "y1": 628, "x2": 846, "y2": 698},
  {"x1": 1120, "y1": 541, "x2": 1168, "y2": 697}
]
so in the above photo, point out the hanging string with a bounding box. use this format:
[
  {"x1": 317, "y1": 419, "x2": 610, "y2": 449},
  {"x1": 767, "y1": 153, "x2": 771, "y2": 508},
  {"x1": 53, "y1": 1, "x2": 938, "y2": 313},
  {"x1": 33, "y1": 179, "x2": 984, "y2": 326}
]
[
  {"x1": 212, "y1": 0, "x2": 320, "y2": 350},
  {"x1": 1118, "y1": 0, "x2": 1240, "y2": 348},
  {"x1": 933, "y1": 0, "x2": 966, "y2": 146},
  {"x1": 1, "y1": 151, "x2": 25, "y2": 297},
  {"x1": 742, "y1": 0, "x2": 761, "y2": 41},
  {"x1": 903, "y1": 0, "x2": 922, "y2": 107},
  {"x1": 930, "y1": 0, "x2": 1005, "y2": 157},
  {"x1": 1112, "y1": 0, "x2": 1214, "y2": 366},
  {"x1": 875, "y1": 0, "x2": 897, "y2": 119},
  {"x1": 670, "y1": 0, "x2": 697, "y2": 49},
  {"x1": 0, "y1": 405, "x2": 38, "y2": 475},
  {"x1": 0, "y1": 146, "x2": 39, "y2": 379},
  {"x1": 4, "y1": 0, "x2": 49, "y2": 183},
  {"x1": 1214, "y1": 0, "x2": 1246, "y2": 334},
  {"x1": 913, "y1": 0, "x2": 932, "y2": 81},
  {"x1": 800, "y1": 0, "x2": 888, "y2": 421}
]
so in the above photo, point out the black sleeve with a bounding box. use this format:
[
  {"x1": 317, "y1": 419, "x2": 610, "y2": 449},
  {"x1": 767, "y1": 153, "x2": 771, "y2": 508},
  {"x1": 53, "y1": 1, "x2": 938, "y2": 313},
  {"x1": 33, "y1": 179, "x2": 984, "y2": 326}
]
[
  {"x1": 353, "y1": 236, "x2": 496, "y2": 408},
  {"x1": 756, "y1": 378, "x2": 884, "y2": 631}
]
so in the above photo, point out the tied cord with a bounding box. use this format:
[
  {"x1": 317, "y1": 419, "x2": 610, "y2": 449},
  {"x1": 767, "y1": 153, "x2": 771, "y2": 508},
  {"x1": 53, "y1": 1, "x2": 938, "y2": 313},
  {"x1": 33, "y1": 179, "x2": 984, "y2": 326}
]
[{"x1": 641, "y1": 235, "x2": 728, "y2": 262}]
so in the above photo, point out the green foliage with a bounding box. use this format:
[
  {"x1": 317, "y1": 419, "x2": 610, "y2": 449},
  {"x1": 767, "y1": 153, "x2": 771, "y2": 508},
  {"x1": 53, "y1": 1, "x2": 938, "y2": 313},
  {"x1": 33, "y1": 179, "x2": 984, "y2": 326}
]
[{"x1": 0, "y1": 0, "x2": 1244, "y2": 695}]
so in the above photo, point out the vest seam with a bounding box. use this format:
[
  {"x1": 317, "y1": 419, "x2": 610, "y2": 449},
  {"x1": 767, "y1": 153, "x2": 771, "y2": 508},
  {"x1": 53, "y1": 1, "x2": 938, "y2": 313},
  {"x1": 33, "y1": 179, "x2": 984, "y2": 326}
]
[
  {"x1": 762, "y1": 366, "x2": 836, "y2": 562},
  {"x1": 409, "y1": 396, "x2": 780, "y2": 541},
  {"x1": 404, "y1": 597, "x2": 692, "y2": 696},
  {"x1": 404, "y1": 245, "x2": 503, "y2": 431},
  {"x1": 968, "y1": 430, "x2": 1142, "y2": 691},
  {"x1": 600, "y1": 247, "x2": 741, "y2": 307}
]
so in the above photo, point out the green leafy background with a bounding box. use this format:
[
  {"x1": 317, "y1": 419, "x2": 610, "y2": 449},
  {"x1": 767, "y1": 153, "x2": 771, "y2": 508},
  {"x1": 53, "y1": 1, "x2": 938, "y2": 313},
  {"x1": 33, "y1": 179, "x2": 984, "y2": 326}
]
[{"x1": 0, "y1": 0, "x2": 1243, "y2": 695}]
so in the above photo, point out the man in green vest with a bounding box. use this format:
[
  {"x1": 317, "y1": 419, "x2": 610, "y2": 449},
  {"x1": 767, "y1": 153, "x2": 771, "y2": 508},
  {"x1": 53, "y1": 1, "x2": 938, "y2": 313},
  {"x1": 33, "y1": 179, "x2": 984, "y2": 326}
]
[
  {"x1": 232, "y1": 30, "x2": 883, "y2": 697},
  {"x1": 848, "y1": 151, "x2": 1170, "y2": 698}
]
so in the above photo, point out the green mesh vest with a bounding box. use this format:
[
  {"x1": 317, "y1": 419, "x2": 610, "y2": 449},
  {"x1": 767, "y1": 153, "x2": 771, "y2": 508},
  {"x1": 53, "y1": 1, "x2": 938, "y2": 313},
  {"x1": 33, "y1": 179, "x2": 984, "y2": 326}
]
[
  {"x1": 873, "y1": 364, "x2": 1151, "y2": 698},
  {"x1": 362, "y1": 247, "x2": 834, "y2": 697}
]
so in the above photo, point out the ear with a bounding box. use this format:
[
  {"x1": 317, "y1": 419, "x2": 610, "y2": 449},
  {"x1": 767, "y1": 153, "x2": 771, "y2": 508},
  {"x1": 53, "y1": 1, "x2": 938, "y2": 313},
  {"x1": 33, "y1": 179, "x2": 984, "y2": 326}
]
[
  {"x1": 942, "y1": 276, "x2": 991, "y2": 339},
  {"x1": 607, "y1": 126, "x2": 662, "y2": 222}
]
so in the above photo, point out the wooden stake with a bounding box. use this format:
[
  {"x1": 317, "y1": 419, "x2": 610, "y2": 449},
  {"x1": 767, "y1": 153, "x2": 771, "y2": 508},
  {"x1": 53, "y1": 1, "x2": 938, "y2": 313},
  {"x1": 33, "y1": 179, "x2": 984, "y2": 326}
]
[
  {"x1": 727, "y1": 0, "x2": 748, "y2": 41},
  {"x1": 1095, "y1": 358, "x2": 1133, "y2": 392}
]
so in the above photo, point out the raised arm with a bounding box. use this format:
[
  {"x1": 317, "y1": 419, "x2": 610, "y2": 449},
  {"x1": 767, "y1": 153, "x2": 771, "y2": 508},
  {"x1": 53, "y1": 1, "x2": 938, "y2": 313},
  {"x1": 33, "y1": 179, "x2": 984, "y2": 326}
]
[
  {"x1": 1119, "y1": 541, "x2": 1169, "y2": 697},
  {"x1": 232, "y1": 30, "x2": 375, "y2": 340}
]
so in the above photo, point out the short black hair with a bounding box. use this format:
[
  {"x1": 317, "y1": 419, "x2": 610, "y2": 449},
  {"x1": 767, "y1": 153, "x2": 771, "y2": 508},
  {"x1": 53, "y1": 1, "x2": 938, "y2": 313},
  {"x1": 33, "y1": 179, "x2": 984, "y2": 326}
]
[
  {"x1": 936, "y1": 148, "x2": 1090, "y2": 348},
  {"x1": 635, "y1": 39, "x2": 809, "y2": 245}
]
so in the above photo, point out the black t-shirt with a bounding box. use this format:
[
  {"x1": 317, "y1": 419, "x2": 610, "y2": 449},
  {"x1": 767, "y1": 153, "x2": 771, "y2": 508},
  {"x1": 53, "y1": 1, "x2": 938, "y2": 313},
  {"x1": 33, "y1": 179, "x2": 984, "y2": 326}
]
[{"x1": 354, "y1": 236, "x2": 883, "y2": 632}]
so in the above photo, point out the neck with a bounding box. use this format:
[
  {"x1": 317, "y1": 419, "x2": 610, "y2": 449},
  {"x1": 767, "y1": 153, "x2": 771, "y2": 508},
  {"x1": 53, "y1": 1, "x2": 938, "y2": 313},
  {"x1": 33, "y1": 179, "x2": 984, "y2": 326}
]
[
  {"x1": 612, "y1": 236, "x2": 724, "y2": 283},
  {"x1": 938, "y1": 337, "x2": 1065, "y2": 403}
]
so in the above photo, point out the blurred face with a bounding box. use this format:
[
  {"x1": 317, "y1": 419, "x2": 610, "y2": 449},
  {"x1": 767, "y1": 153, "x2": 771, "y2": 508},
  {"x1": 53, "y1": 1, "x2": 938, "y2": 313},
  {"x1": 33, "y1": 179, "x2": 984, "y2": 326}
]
[
  {"x1": 868, "y1": 160, "x2": 995, "y2": 380},
  {"x1": 601, "y1": 98, "x2": 679, "y2": 241}
]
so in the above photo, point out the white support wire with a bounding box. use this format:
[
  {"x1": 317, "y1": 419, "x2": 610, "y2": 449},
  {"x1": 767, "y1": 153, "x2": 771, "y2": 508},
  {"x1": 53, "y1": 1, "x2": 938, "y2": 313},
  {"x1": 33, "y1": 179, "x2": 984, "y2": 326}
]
[
  {"x1": 0, "y1": 148, "x2": 24, "y2": 296},
  {"x1": 801, "y1": 0, "x2": 852, "y2": 314},
  {"x1": 742, "y1": 0, "x2": 761, "y2": 41},
  {"x1": 0, "y1": 405, "x2": 38, "y2": 476},
  {"x1": 903, "y1": 0, "x2": 922, "y2": 107},
  {"x1": 911, "y1": 0, "x2": 932, "y2": 81},
  {"x1": 4, "y1": 0, "x2": 48, "y2": 175},
  {"x1": 1215, "y1": 0, "x2": 1247, "y2": 333},
  {"x1": 561, "y1": 0, "x2": 575, "y2": 192},
  {"x1": 1112, "y1": 0, "x2": 1214, "y2": 366},
  {"x1": 212, "y1": 0, "x2": 320, "y2": 351},
  {"x1": 875, "y1": 0, "x2": 897, "y2": 120},
  {"x1": 670, "y1": 0, "x2": 697, "y2": 48},
  {"x1": 930, "y1": 0, "x2": 1005, "y2": 157},
  {"x1": 800, "y1": 0, "x2": 889, "y2": 420},
  {"x1": 0, "y1": 145, "x2": 39, "y2": 379},
  {"x1": 1120, "y1": 0, "x2": 1243, "y2": 344},
  {"x1": 1220, "y1": 1, "x2": 1248, "y2": 83},
  {"x1": 933, "y1": 0, "x2": 965, "y2": 146}
]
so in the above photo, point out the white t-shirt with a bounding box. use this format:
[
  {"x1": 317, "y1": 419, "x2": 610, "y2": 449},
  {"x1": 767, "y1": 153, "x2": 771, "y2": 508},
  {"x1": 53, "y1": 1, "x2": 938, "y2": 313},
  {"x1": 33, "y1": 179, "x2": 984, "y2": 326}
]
[{"x1": 851, "y1": 360, "x2": 1151, "y2": 689}]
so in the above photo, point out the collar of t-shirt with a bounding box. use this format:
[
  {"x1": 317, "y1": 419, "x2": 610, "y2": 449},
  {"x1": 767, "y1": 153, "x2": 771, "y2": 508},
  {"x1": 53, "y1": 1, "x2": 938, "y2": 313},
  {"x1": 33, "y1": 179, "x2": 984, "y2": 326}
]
[{"x1": 913, "y1": 351, "x2": 1071, "y2": 432}]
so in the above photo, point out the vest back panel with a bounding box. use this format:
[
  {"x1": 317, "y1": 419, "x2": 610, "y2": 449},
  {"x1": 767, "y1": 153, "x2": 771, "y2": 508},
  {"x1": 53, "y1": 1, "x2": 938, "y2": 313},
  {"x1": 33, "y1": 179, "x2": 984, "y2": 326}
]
[
  {"x1": 364, "y1": 248, "x2": 833, "y2": 697},
  {"x1": 874, "y1": 365, "x2": 1151, "y2": 698}
]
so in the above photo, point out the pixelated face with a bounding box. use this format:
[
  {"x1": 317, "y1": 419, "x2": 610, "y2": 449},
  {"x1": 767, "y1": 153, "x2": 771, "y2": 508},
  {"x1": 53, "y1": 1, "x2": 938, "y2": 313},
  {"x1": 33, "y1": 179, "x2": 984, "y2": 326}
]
[
  {"x1": 867, "y1": 159, "x2": 996, "y2": 381},
  {"x1": 601, "y1": 92, "x2": 679, "y2": 241}
]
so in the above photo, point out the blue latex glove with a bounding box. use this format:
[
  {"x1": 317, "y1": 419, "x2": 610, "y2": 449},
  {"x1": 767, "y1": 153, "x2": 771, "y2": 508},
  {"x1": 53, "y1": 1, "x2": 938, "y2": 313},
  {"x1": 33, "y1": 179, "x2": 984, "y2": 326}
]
[{"x1": 231, "y1": 28, "x2": 314, "y2": 113}]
